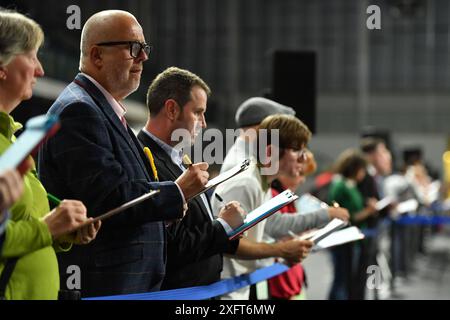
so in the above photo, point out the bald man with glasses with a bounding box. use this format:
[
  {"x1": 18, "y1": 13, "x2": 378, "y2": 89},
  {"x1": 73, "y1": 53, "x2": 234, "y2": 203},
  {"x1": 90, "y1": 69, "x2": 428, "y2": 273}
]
[{"x1": 38, "y1": 10, "x2": 209, "y2": 298}]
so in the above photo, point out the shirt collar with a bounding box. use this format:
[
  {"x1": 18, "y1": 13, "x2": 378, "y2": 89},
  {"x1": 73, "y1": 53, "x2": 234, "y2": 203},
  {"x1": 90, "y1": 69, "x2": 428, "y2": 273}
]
[
  {"x1": 81, "y1": 73, "x2": 127, "y2": 120},
  {"x1": 141, "y1": 128, "x2": 184, "y2": 166},
  {"x1": 0, "y1": 112, "x2": 23, "y2": 141}
]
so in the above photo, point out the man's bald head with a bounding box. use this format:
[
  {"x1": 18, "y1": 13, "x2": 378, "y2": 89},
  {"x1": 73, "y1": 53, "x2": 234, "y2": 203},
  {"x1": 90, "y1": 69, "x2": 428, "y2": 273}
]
[{"x1": 79, "y1": 10, "x2": 143, "y2": 70}]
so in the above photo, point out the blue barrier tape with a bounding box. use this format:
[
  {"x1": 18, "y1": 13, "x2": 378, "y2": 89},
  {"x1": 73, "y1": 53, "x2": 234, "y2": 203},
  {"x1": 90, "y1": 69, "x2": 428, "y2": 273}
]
[
  {"x1": 361, "y1": 215, "x2": 450, "y2": 234},
  {"x1": 360, "y1": 228, "x2": 378, "y2": 238},
  {"x1": 395, "y1": 215, "x2": 450, "y2": 225},
  {"x1": 82, "y1": 214, "x2": 450, "y2": 300},
  {"x1": 83, "y1": 263, "x2": 290, "y2": 300}
]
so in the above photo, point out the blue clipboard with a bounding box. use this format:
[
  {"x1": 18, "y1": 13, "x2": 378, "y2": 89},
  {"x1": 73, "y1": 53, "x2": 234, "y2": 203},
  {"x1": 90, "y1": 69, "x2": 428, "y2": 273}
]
[
  {"x1": 0, "y1": 114, "x2": 60, "y2": 174},
  {"x1": 228, "y1": 189, "x2": 299, "y2": 240}
]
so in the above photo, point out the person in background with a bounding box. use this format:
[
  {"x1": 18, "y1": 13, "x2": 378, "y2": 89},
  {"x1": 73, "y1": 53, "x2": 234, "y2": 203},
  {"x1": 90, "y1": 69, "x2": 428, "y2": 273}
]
[
  {"x1": 327, "y1": 149, "x2": 377, "y2": 300},
  {"x1": 0, "y1": 8, "x2": 100, "y2": 300},
  {"x1": 221, "y1": 97, "x2": 295, "y2": 173},
  {"x1": 212, "y1": 114, "x2": 315, "y2": 300},
  {"x1": 268, "y1": 149, "x2": 350, "y2": 300},
  {"x1": 356, "y1": 137, "x2": 393, "y2": 299}
]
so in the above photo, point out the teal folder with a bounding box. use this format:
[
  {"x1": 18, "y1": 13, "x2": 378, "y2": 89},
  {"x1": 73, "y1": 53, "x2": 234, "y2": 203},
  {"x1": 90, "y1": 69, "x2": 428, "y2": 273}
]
[{"x1": 0, "y1": 114, "x2": 60, "y2": 173}]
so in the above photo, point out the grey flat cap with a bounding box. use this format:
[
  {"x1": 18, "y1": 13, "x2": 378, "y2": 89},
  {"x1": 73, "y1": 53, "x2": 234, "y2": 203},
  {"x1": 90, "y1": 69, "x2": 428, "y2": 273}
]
[{"x1": 235, "y1": 97, "x2": 296, "y2": 128}]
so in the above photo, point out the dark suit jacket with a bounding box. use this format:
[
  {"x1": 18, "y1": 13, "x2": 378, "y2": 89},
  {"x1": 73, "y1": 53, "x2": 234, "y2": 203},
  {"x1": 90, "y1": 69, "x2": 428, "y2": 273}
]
[
  {"x1": 38, "y1": 74, "x2": 184, "y2": 297},
  {"x1": 137, "y1": 130, "x2": 239, "y2": 289}
]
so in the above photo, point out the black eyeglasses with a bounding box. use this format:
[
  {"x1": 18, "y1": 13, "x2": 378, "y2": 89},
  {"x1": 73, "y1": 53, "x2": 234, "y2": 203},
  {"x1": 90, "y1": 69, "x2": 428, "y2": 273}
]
[
  {"x1": 96, "y1": 41, "x2": 152, "y2": 58},
  {"x1": 284, "y1": 147, "x2": 308, "y2": 161}
]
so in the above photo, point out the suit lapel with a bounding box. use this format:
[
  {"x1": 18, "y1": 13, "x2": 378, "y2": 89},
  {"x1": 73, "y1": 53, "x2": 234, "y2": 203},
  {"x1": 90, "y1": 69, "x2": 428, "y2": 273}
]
[
  {"x1": 73, "y1": 74, "x2": 150, "y2": 181},
  {"x1": 138, "y1": 130, "x2": 213, "y2": 219},
  {"x1": 137, "y1": 130, "x2": 183, "y2": 179}
]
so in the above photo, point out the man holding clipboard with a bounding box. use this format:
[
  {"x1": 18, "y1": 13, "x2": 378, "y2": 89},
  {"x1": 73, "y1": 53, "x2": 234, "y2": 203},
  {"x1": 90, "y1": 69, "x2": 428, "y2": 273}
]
[
  {"x1": 38, "y1": 11, "x2": 210, "y2": 298},
  {"x1": 137, "y1": 67, "x2": 246, "y2": 290},
  {"x1": 138, "y1": 67, "x2": 310, "y2": 292}
]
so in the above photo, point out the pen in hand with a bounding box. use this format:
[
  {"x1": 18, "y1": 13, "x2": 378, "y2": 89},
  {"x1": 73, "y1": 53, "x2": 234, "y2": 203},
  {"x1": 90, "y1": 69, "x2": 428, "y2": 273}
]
[
  {"x1": 182, "y1": 154, "x2": 193, "y2": 167},
  {"x1": 47, "y1": 193, "x2": 61, "y2": 206},
  {"x1": 215, "y1": 193, "x2": 246, "y2": 213},
  {"x1": 215, "y1": 193, "x2": 229, "y2": 209},
  {"x1": 288, "y1": 230, "x2": 299, "y2": 239}
]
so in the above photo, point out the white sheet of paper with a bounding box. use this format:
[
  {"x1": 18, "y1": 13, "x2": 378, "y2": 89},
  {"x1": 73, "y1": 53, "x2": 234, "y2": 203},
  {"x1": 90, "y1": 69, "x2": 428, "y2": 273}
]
[
  {"x1": 306, "y1": 218, "x2": 348, "y2": 243},
  {"x1": 427, "y1": 181, "x2": 441, "y2": 203},
  {"x1": 314, "y1": 226, "x2": 365, "y2": 250},
  {"x1": 244, "y1": 189, "x2": 297, "y2": 223},
  {"x1": 309, "y1": 218, "x2": 347, "y2": 242},
  {"x1": 375, "y1": 196, "x2": 395, "y2": 211},
  {"x1": 189, "y1": 159, "x2": 250, "y2": 200},
  {"x1": 396, "y1": 198, "x2": 419, "y2": 214}
]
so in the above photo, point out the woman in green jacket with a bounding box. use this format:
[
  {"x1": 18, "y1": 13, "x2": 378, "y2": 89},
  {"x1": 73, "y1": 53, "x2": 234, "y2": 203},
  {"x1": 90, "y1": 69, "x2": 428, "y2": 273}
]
[{"x1": 0, "y1": 8, "x2": 101, "y2": 300}]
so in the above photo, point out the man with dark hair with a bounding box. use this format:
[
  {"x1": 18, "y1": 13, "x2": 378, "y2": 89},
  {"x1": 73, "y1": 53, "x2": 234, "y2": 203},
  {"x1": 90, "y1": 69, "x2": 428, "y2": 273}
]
[
  {"x1": 139, "y1": 67, "x2": 311, "y2": 291},
  {"x1": 356, "y1": 137, "x2": 393, "y2": 299},
  {"x1": 138, "y1": 66, "x2": 244, "y2": 289},
  {"x1": 359, "y1": 137, "x2": 392, "y2": 213}
]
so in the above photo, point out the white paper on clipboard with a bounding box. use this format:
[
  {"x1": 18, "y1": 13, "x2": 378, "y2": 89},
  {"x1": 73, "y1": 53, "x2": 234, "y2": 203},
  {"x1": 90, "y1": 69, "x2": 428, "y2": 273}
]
[
  {"x1": 228, "y1": 189, "x2": 299, "y2": 240},
  {"x1": 188, "y1": 159, "x2": 251, "y2": 200}
]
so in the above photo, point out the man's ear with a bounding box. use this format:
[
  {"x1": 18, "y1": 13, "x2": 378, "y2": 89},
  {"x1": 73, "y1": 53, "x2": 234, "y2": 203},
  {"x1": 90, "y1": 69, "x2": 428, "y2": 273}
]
[
  {"x1": 0, "y1": 67, "x2": 7, "y2": 80},
  {"x1": 266, "y1": 144, "x2": 280, "y2": 163},
  {"x1": 266, "y1": 144, "x2": 272, "y2": 159},
  {"x1": 90, "y1": 46, "x2": 103, "y2": 68},
  {"x1": 164, "y1": 99, "x2": 180, "y2": 121}
]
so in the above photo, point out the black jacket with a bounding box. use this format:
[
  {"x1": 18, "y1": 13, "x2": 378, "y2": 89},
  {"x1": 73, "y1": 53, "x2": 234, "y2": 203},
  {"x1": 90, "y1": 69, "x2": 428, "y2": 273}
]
[
  {"x1": 137, "y1": 130, "x2": 239, "y2": 289},
  {"x1": 38, "y1": 74, "x2": 184, "y2": 297}
]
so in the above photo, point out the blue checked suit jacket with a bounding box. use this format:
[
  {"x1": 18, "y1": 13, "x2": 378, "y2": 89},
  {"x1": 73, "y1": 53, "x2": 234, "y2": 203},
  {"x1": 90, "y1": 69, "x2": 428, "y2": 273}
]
[{"x1": 38, "y1": 74, "x2": 184, "y2": 298}]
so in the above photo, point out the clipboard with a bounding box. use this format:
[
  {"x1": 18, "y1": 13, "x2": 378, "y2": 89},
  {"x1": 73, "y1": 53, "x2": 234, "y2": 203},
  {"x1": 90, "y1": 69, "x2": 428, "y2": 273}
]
[
  {"x1": 299, "y1": 218, "x2": 348, "y2": 243},
  {"x1": 227, "y1": 189, "x2": 299, "y2": 240},
  {"x1": 188, "y1": 159, "x2": 251, "y2": 201},
  {"x1": 313, "y1": 226, "x2": 365, "y2": 251},
  {"x1": 0, "y1": 114, "x2": 60, "y2": 174},
  {"x1": 74, "y1": 190, "x2": 160, "y2": 230}
]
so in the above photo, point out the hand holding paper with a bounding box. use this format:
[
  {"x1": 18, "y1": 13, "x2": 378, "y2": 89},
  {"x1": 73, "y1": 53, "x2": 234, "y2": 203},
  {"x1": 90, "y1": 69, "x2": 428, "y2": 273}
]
[
  {"x1": 227, "y1": 189, "x2": 299, "y2": 240},
  {"x1": 175, "y1": 162, "x2": 209, "y2": 200},
  {"x1": 48, "y1": 190, "x2": 161, "y2": 231},
  {"x1": 43, "y1": 199, "x2": 90, "y2": 240},
  {"x1": 217, "y1": 200, "x2": 246, "y2": 229},
  {"x1": 181, "y1": 159, "x2": 251, "y2": 201},
  {"x1": 280, "y1": 238, "x2": 314, "y2": 265}
]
